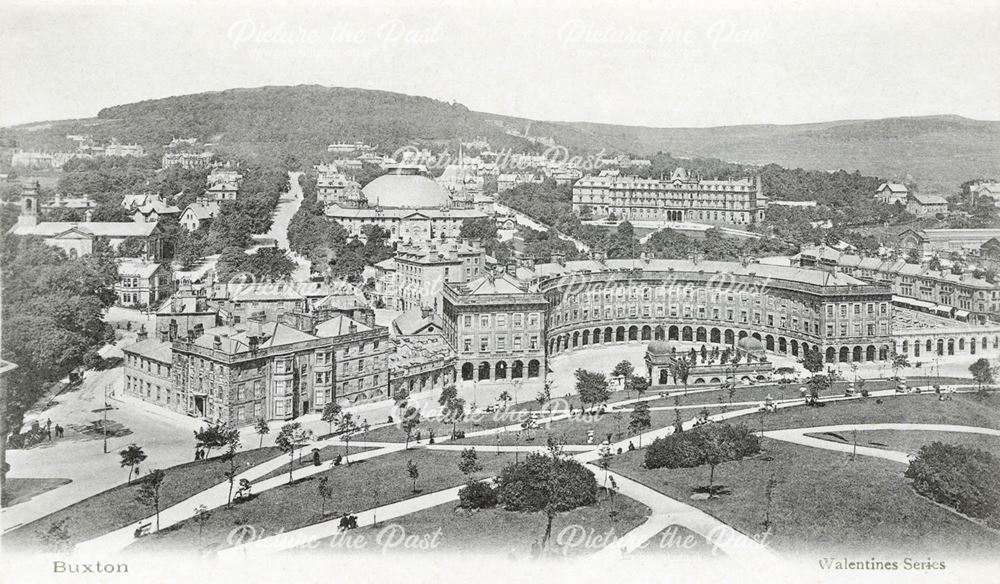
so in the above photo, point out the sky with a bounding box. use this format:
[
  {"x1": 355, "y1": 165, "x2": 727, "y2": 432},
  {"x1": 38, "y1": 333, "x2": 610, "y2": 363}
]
[{"x1": 2, "y1": 0, "x2": 999, "y2": 128}]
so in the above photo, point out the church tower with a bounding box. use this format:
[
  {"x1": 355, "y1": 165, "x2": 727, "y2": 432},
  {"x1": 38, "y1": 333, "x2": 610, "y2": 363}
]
[{"x1": 17, "y1": 181, "x2": 39, "y2": 229}]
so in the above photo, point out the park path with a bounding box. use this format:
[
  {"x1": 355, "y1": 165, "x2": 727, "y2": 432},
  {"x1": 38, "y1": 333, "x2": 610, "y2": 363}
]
[
  {"x1": 71, "y1": 386, "x2": 985, "y2": 558},
  {"x1": 763, "y1": 423, "x2": 1000, "y2": 465},
  {"x1": 74, "y1": 441, "x2": 403, "y2": 554}
]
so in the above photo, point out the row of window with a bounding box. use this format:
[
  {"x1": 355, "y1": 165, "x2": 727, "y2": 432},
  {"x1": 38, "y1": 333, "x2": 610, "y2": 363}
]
[
  {"x1": 462, "y1": 334, "x2": 541, "y2": 353},
  {"x1": 462, "y1": 312, "x2": 541, "y2": 329}
]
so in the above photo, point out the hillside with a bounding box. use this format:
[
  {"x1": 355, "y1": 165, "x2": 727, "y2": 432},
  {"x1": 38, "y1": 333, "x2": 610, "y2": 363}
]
[
  {"x1": 0, "y1": 86, "x2": 616, "y2": 168},
  {"x1": 560, "y1": 115, "x2": 1000, "y2": 191},
  {"x1": 3, "y1": 86, "x2": 997, "y2": 190}
]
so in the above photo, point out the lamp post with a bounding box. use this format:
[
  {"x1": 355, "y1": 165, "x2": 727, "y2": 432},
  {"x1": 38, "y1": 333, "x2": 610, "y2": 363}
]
[{"x1": 103, "y1": 384, "x2": 110, "y2": 454}]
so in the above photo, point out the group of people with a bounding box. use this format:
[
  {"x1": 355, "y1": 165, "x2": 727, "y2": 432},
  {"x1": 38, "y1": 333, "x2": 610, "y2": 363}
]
[{"x1": 44, "y1": 418, "x2": 65, "y2": 440}]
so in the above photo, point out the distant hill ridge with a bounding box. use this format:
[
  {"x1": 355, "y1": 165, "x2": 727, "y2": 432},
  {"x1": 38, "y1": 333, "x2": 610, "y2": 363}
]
[{"x1": 3, "y1": 85, "x2": 998, "y2": 188}]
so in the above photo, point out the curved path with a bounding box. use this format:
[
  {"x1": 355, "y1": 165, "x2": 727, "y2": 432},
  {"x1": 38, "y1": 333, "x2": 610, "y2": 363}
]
[
  {"x1": 763, "y1": 423, "x2": 1000, "y2": 464},
  {"x1": 72, "y1": 385, "x2": 988, "y2": 560}
]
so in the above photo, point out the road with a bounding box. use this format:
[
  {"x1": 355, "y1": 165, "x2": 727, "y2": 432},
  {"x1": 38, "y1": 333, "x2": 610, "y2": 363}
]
[
  {"x1": 252, "y1": 171, "x2": 310, "y2": 280},
  {"x1": 494, "y1": 202, "x2": 590, "y2": 252}
]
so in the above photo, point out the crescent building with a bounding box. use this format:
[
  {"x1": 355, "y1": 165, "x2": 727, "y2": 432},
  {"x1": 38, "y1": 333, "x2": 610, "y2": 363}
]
[{"x1": 443, "y1": 255, "x2": 906, "y2": 390}]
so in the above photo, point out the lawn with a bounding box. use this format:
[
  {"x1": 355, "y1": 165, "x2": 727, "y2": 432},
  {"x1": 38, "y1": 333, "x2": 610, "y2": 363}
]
[
  {"x1": 734, "y1": 393, "x2": 1000, "y2": 432},
  {"x1": 806, "y1": 429, "x2": 1000, "y2": 457},
  {"x1": 643, "y1": 377, "x2": 973, "y2": 409},
  {"x1": 130, "y1": 448, "x2": 519, "y2": 553},
  {"x1": 2, "y1": 447, "x2": 282, "y2": 550},
  {"x1": 1, "y1": 478, "x2": 72, "y2": 508},
  {"x1": 452, "y1": 409, "x2": 693, "y2": 447},
  {"x1": 303, "y1": 492, "x2": 651, "y2": 558},
  {"x1": 252, "y1": 444, "x2": 372, "y2": 484},
  {"x1": 609, "y1": 439, "x2": 1000, "y2": 556}
]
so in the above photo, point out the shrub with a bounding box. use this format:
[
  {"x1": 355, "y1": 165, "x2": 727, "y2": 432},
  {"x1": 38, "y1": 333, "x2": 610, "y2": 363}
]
[
  {"x1": 644, "y1": 423, "x2": 760, "y2": 470},
  {"x1": 905, "y1": 442, "x2": 1000, "y2": 527},
  {"x1": 338, "y1": 514, "x2": 358, "y2": 530},
  {"x1": 453, "y1": 430, "x2": 466, "y2": 439},
  {"x1": 458, "y1": 481, "x2": 498, "y2": 509}
]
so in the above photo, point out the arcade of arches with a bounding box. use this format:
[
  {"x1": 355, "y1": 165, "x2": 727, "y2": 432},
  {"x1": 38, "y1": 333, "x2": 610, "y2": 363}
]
[{"x1": 544, "y1": 323, "x2": 1000, "y2": 364}]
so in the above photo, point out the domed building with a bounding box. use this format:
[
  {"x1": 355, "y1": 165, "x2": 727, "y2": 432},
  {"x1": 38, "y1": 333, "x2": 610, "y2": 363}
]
[{"x1": 324, "y1": 165, "x2": 486, "y2": 244}]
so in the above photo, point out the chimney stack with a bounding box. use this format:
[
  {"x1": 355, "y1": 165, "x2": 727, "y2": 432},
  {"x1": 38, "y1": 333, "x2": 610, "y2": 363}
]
[
  {"x1": 421, "y1": 306, "x2": 433, "y2": 320},
  {"x1": 136, "y1": 325, "x2": 148, "y2": 342},
  {"x1": 348, "y1": 320, "x2": 358, "y2": 335}
]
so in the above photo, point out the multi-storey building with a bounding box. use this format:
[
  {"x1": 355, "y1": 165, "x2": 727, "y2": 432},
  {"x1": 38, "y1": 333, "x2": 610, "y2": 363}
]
[
  {"x1": 441, "y1": 272, "x2": 549, "y2": 386},
  {"x1": 123, "y1": 333, "x2": 176, "y2": 413},
  {"x1": 897, "y1": 228, "x2": 1000, "y2": 261},
  {"x1": 795, "y1": 246, "x2": 1000, "y2": 324},
  {"x1": 323, "y1": 167, "x2": 486, "y2": 244},
  {"x1": 162, "y1": 151, "x2": 214, "y2": 170},
  {"x1": 316, "y1": 164, "x2": 361, "y2": 204},
  {"x1": 208, "y1": 281, "x2": 338, "y2": 326},
  {"x1": 167, "y1": 313, "x2": 390, "y2": 424},
  {"x1": 441, "y1": 256, "x2": 896, "y2": 387},
  {"x1": 8, "y1": 192, "x2": 164, "y2": 259},
  {"x1": 572, "y1": 167, "x2": 767, "y2": 226},
  {"x1": 382, "y1": 240, "x2": 486, "y2": 311},
  {"x1": 117, "y1": 260, "x2": 172, "y2": 307},
  {"x1": 387, "y1": 334, "x2": 457, "y2": 400},
  {"x1": 179, "y1": 200, "x2": 221, "y2": 232},
  {"x1": 875, "y1": 182, "x2": 909, "y2": 205}
]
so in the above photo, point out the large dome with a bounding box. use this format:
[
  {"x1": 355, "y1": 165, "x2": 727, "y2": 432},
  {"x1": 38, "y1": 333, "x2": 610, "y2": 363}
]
[{"x1": 361, "y1": 173, "x2": 451, "y2": 209}]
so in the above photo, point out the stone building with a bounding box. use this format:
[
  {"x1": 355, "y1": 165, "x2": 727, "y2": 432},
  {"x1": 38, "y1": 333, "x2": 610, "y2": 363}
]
[{"x1": 572, "y1": 167, "x2": 767, "y2": 226}]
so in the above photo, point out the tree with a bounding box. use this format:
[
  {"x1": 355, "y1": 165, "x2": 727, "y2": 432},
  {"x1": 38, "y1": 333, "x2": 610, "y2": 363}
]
[
  {"x1": 119, "y1": 444, "x2": 147, "y2": 484},
  {"x1": 407, "y1": 459, "x2": 420, "y2": 493},
  {"x1": 439, "y1": 384, "x2": 466, "y2": 438},
  {"x1": 458, "y1": 447, "x2": 483, "y2": 478},
  {"x1": 670, "y1": 359, "x2": 691, "y2": 394},
  {"x1": 401, "y1": 406, "x2": 422, "y2": 449},
  {"x1": 135, "y1": 469, "x2": 166, "y2": 531},
  {"x1": 222, "y1": 429, "x2": 242, "y2": 507},
  {"x1": 801, "y1": 346, "x2": 824, "y2": 375},
  {"x1": 806, "y1": 374, "x2": 830, "y2": 403},
  {"x1": 497, "y1": 390, "x2": 513, "y2": 409},
  {"x1": 632, "y1": 376, "x2": 650, "y2": 399},
  {"x1": 628, "y1": 402, "x2": 652, "y2": 447},
  {"x1": 254, "y1": 417, "x2": 270, "y2": 448},
  {"x1": 193, "y1": 505, "x2": 211, "y2": 544},
  {"x1": 496, "y1": 452, "x2": 598, "y2": 548},
  {"x1": 535, "y1": 385, "x2": 551, "y2": 412},
  {"x1": 611, "y1": 360, "x2": 634, "y2": 394},
  {"x1": 336, "y1": 412, "x2": 360, "y2": 464},
  {"x1": 321, "y1": 402, "x2": 342, "y2": 435},
  {"x1": 317, "y1": 476, "x2": 334, "y2": 516},
  {"x1": 275, "y1": 422, "x2": 313, "y2": 484},
  {"x1": 891, "y1": 352, "x2": 911, "y2": 378},
  {"x1": 645, "y1": 424, "x2": 760, "y2": 498},
  {"x1": 969, "y1": 358, "x2": 995, "y2": 393},
  {"x1": 194, "y1": 422, "x2": 238, "y2": 458},
  {"x1": 575, "y1": 369, "x2": 610, "y2": 411}
]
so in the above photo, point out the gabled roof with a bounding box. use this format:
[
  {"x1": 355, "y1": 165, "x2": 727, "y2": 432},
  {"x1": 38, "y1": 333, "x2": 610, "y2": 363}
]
[
  {"x1": 877, "y1": 183, "x2": 908, "y2": 193},
  {"x1": 8, "y1": 221, "x2": 159, "y2": 238},
  {"x1": 908, "y1": 193, "x2": 948, "y2": 205},
  {"x1": 392, "y1": 307, "x2": 441, "y2": 336},
  {"x1": 182, "y1": 201, "x2": 221, "y2": 220},
  {"x1": 117, "y1": 260, "x2": 165, "y2": 278}
]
